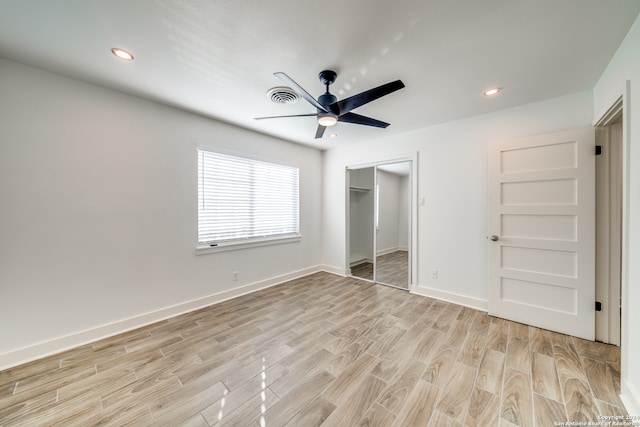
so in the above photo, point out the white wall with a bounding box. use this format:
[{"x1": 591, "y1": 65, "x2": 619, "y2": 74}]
[
  {"x1": 376, "y1": 169, "x2": 401, "y2": 254},
  {"x1": 323, "y1": 91, "x2": 594, "y2": 306},
  {"x1": 593, "y1": 14, "x2": 640, "y2": 416},
  {"x1": 0, "y1": 59, "x2": 323, "y2": 368}
]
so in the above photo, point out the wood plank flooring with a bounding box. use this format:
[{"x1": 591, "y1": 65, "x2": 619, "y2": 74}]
[
  {"x1": 350, "y1": 261, "x2": 373, "y2": 281},
  {"x1": 375, "y1": 251, "x2": 408, "y2": 289},
  {"x1": 0, "y1": 272, "x2": 625, "y2": 426},
  {"x1": 350, "y1": 250, "x2": 408, "y2": 289}
]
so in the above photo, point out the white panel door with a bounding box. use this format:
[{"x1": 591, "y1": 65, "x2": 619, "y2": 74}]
[{"x1": 488, "y1": 128, "x2": 595, "y2": 340}]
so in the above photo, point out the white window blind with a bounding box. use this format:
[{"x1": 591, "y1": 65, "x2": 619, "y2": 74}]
[{"x1": 197, "y1": 149, "x2": 300, "y2": 245}]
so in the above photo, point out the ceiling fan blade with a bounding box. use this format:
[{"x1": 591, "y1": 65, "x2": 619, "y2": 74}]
[
  {"x1": 330, "y1": 80, "x2": 405, "y2": 115},
  {"x1": 254, "y1": 113, "x2": 318, "y2": 120},
  {"x1": 338, "y1": 112, "x2": 390, "y2": 128},
  {"x1": 274, "y1": 72, "x2": 328, "y2": 112},
  {"x1": 315, "y1": 124, "x2": 327, "y2": 139}
]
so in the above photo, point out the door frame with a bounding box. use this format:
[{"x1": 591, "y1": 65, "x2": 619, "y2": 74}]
[
  {"x1": 345, "y1": 152, "x2": 419, "y2": 289},
  {"x1": 594, "y1": 96, "x2": 628, "y2": 346}
]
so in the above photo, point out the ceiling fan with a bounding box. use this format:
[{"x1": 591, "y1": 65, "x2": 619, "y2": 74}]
[{"x1": 255, "y1": 70, "x2": 405, "y2": 139}]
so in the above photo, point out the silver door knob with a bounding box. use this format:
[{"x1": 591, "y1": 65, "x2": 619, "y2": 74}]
[{"x1": 489, "y1": 235, "x2": 499, "y2": 241}]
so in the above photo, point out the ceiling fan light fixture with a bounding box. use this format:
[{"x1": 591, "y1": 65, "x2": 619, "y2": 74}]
[
  {"x1": 111, "y1": 48, "x2": 134, "y2": 61},
  {"x1": 318, "y1": 113, "x2": 338, "y2": 127}
]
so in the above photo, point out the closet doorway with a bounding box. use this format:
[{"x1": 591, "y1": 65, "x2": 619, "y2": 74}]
[
  {"x1": 347, "y1": 160, "x2": 412, "y2": 289},
  {"x1": 595, "y1": 99, "x2": 624, "y2": 345}
]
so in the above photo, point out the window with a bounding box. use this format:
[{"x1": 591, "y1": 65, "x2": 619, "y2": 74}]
[{"x1": 197, "y1": 149, "x2": 300, "y2": 248}]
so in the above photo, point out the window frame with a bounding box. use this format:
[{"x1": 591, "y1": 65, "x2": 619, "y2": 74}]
[{"x1": 195, "y1": 147, "x2": 301, "y2": 254}]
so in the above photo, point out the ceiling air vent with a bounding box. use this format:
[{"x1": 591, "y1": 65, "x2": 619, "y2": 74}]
[{"x1": 267, "y1": 86, "x2": 299, "y2": 104}]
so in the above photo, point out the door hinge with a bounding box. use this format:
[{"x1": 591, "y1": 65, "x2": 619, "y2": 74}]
[
  {"x1": 595, "y1": 145, "x2": 603, "y2": 155},
  {"x1": 595, "y1": 301, "x2": 602, "y2": 311}
]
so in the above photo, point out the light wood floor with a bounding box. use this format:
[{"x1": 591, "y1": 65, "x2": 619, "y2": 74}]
[
  {"x1": 350, "y1": 250, "x2": 409, "y2": 289},
  {"x1": 350, "y1": 260, "x2": 374, "y2": 281},
  {"x1": 0, "y1": 272, "x2": 624, "y2": 426},
  {"x1": 376, "y1": 251, "x2": 408, "y2": 289}
]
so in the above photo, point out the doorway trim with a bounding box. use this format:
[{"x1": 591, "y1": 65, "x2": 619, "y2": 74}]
[
  {"x1": 345, "y1": 152, "x2": 419, "y2": 290},
  {"x1": 594, "y1": 96, "x2": 623, "y2": 345},
  {"x1": 593, "y1": 81, "x2": 634, "y2": 414}
]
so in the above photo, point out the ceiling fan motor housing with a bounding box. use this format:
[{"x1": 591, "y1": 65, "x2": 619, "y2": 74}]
[{"x1": 318, "y1": 92, "x2": 337, "y2": 110}]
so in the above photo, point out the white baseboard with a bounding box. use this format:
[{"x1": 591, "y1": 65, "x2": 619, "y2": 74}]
[
  {"x1": 410, "y1": 285, "x2": 488, "y2": 312},
  {"x1": 621, "y1": 379, "x2": 640, "y2": 417},
  {"x1": 376, "y1": 246, "x2": 407, "y2": 256},
  {"x1": 349, "y1": 258, "x2": 373, "y2": 267},
  {"x1": 0, "y1": 265, "x2": 324, "y2": 371},
  {"x1": 321, "y1": 264, "x2": 347, "y2": 276},
  {"x1": 376, "y1": 246, "x2": 398, "y2": 256}
]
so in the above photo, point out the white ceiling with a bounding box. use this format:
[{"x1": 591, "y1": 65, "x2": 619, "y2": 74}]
[{"x1": 1, "y1": 1, "x2": 639, "y2": 150}]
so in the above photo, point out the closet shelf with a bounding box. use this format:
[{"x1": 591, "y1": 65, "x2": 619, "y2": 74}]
[{"x1": 349, "y1": 186, "x2": 371, "y2": 193}]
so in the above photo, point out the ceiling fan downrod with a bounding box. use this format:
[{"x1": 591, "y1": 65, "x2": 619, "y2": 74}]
[{"x1": 317, "y1": 70, "x2": 338, "y2": 109}]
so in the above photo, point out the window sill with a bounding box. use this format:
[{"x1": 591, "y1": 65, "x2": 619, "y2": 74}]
[{"x1": 195, "y1": 234, "x2": 302, "y2": 255}]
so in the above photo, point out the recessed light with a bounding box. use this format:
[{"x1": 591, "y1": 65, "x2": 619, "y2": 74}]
[
  {"x1": 329, "y1": 133, "x2": 337, "y2": 138},
  {"x1": 483, "y1": 87, "x2": 502, "y2": 97},
  {"x1": 111, "y1": 48, "x2": 134, "y2": 61}
]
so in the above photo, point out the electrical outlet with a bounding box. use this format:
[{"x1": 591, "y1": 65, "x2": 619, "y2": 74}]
[
  {"x1": 431, "y1": 269, "x2": 438, "y2": 279},
  {"x1": 233, "y1": 271, "x2": 238, "y2": 281}
]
